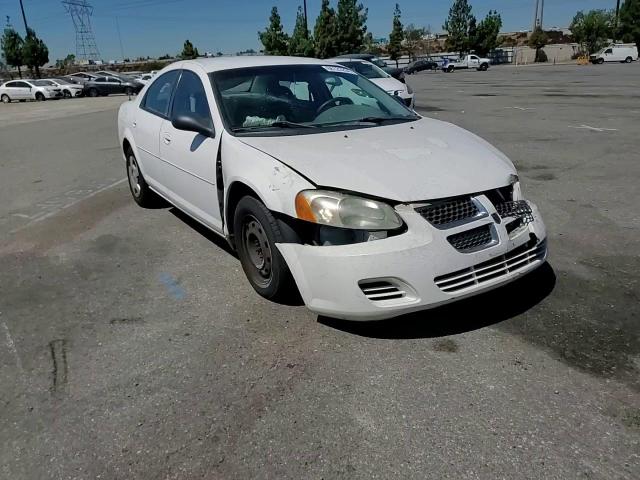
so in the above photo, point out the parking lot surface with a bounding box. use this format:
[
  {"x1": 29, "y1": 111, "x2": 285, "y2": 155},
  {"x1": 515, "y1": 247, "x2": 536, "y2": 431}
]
[{"x1": 1, "y1": 65, "x2": 638, "y2": 479}]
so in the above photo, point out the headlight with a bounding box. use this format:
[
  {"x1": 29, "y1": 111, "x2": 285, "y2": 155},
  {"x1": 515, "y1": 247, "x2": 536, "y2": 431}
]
[{"x1": 295, "y1": 190, "x2": 403, "y2": 230}]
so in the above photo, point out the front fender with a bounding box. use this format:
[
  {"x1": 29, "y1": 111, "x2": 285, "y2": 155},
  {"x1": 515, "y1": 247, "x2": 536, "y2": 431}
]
[{"x1": 221, "y1": 134, "x2": 315, "y2": 218}]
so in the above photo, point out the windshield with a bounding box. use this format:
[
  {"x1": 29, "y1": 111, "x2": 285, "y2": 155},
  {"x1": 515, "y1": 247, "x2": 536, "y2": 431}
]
[
  {"x1": 210, "y1": 64, "x2": 417, "y2": 135},
  {"x1": 335, "y1": 61, "x2": 388, "y2": 79},
  {"x1": 33, "y1": 80, "x2": 55, "y2": 86},
  {"x1": 53, "y1": 78, "x2": 72, "y2": 85}
]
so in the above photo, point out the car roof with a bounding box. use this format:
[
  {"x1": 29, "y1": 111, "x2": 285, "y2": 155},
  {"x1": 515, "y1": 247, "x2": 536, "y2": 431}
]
[
  {"x1": 329, "y1": 58, "x2": 369, "y2": 64},
  {"x1": 178, "y1": 56, "x2": 335, "y2": 73}
]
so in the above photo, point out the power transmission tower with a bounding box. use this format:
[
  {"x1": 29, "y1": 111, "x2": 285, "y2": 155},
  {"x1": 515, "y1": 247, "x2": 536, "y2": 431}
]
[
  {"x1": 532, "y1": 0, "x2": 545, "y2": 30},
  {"x1": 62, "y1": 0, "x2": 100, "y2": 62}
]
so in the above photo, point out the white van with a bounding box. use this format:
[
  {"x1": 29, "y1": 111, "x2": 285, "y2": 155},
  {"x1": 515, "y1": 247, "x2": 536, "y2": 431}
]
[{"x1": 590, "y1": 44, "x2": 638, "y2": 64}]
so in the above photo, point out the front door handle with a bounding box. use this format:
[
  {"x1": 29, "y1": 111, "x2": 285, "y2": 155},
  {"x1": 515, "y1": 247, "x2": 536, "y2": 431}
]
[{"x1": 162, "y1": 134, "x2": 171, "y2": 145}]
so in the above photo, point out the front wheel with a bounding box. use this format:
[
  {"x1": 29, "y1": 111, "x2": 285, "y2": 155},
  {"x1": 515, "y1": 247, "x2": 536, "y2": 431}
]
[
  {"x1": 35, "y1": 92, "x2": 45, "y2": 101},
  {"x1": 63, "y1": 90, "x2": 72, "y2": 98},
  {"x1": 479, "y1": 63, "x2": 489, "y2": 71},
  {"x1": 597, "y1": 58, "x2": 604, "y2": 64},
  {"x1": 233, "y1": 196, "x2": 297, "y2": 301},
  {"x1": 88, "y1": 88, "x2": 99, "y2": 97},
  {"x1": 447, "y1": 65, "x2": 455, "y2": 73},
  {"x1": 625, "y1": 56, "x2": 632, "y2": 63},
  {"x1": 1, "y1": 94, "x2": 9, "y2": 104},
  {"x1": 124, "y1": 87, "x2": 133, "y2": 96}
]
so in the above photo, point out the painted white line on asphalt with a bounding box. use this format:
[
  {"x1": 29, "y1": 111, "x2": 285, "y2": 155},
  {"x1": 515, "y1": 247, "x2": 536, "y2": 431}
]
[
  {"x1": 1, "y1": 319, "x2": 24, "y2": 375},
  {"x1": 568, "y1": 124, "x2": 618, "y2": 132},
  {"x1": 10, "y1": 178, "x2": 127, "y2": 234},
  {"x1": 505, "y1": 106, "x2": 535, "y2": 111}
]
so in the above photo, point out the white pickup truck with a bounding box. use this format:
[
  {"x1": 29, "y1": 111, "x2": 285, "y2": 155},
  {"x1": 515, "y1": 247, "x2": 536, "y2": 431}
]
[{"x1": 442, "y1": 55, "x2": 491, "y2": 72}]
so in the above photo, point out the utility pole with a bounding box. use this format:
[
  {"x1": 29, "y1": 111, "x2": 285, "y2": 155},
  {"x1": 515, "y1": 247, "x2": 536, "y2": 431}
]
[
  {"x1": 115, "y1": 16, "x2": 125, "y2": 63},
  {"x1": 539, "y1": 0, "x2": 544, "y2": 29},
  {"x1": 532, "y1": 0, "x2": 539, "y2": 31},
  {"x1": 303, "y1": 0, "x2": 308, "y2": 38},
  {"x1": 18, "y1": 0, "x2": 29, "y2": 34}
]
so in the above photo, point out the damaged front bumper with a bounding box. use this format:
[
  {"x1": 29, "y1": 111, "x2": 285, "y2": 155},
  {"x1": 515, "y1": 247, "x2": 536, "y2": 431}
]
[{"x1": 277, "y1": 200, "x2": 547, "y2": 321}]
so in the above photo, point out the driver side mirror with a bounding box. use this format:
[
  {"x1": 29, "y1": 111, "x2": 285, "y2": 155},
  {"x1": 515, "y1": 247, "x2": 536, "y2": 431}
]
[{"x1": 172, "y1": 114, "x2": 215, "y2": 138}]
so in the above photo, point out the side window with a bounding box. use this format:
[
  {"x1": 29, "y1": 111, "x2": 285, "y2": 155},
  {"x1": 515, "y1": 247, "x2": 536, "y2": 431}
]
[
  {"x1": 15, "y1": 81, "x2": 30, "y2": 88},
  {"x1": 6, "y1": 81, "x2": 18, "y2": 87},
  {"x1": 605, "y1": 49, "x2": 613, "y2": 54},
  {"x1": 171, "y1": 70, "x2": 213, "y2": 128},
  {"x1": 95, "y1": 77, "x2": 106, "y2": 83},
  {"x1": 142, "y1": 70, "x2": 180, "y2": 118},
  {"x1": 279, "y1": 80, "x2": 311, "y2": 101}
]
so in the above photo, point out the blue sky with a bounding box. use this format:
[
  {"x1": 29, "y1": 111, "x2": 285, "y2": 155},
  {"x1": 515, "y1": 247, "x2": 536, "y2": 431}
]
[{"x1": 0, "y1": 0, "x2": 619, "y2": 62}]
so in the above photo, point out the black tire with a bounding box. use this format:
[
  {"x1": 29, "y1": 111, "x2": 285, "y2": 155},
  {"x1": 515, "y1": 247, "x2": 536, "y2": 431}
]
[
  {"x1": 625, "y1": 56, "x2": 632, "y2": 63},
  {"x1": 35, "y1": 92, "x2": 45, "y2": 101},
  {"x1": 233, "y1": 195, "x2": 297, "y2": 301},
  {"x1": 63, "y1": 90, "x2": 72, "y2": 98},
  {"x1": 124, "y1": 87, "x2": 133, "y2": 96},
  {"x1": 479, "y1": 63, "x2": 489, "y2": 71},
  {"x1": 88, "y1": 88, "x2": 99, "y2": 97},
  {"x1": 125, "y1": 148, "x2": 160, "y2": 208},
  {"x1": 1, "y1": 94, "x2": 9, "y2": 104},
  {"x1": 597, "y1": 58, "x2": 604, "y2": 64},
  {"x1": 447, "y1": 65, "x2": 455, "y2": 73}
]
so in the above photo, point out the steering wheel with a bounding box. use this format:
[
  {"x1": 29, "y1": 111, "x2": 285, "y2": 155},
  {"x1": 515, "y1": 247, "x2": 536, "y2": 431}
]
[{"x1": 316, "y1": 96, "x2": 354, "y2": 115}]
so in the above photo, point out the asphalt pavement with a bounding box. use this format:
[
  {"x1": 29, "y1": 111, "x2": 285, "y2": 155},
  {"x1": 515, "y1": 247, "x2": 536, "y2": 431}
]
[{"x1": 1, "y1": 66, "x2": 638, "y2": 479}]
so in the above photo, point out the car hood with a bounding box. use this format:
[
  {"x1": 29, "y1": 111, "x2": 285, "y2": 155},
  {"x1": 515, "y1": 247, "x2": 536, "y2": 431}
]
[
  {"x1": 370, "y1": 76, "x2": 406, "y2": 93},
  {"x1": 238, "y1": 117, "x2": 516, "y2": 202}
]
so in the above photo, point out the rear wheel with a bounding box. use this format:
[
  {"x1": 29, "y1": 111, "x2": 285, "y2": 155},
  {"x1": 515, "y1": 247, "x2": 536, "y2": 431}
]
[
  {"x1": 233, "y1": 196, "x2": 297, "y2": 301},
  {"x1": 35, "y1": 92, "x2": 45, "y2": 101},
  {"x1": 625, "y1": 56, "x2": 632, "y2": 63},
  {"x1": 88, "y1": 88, "x2": 99, "y2": 97},
  {"x1": 1, "y1": 94, "x2": 9, "y2": 104},
  {"x1": 126, "y1": 149, "x2": 160, "y2": 208}
]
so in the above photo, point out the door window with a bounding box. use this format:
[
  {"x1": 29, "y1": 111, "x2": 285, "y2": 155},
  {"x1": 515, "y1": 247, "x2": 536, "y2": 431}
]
[
  {"x1": 141, "y1": 70, "x2": 180, "y2": 118},
  {"x1": 170, "y1": 70, "x2": 213, "y2": 129},
  {"x1": 14, "y1": 81, "x2": 30, "y2": 88},
  {"x1": 6, "y1": 81, "x2": 19, "y2": 88},
  {"x1": 95, "y1": 77, "x2": 107, "y2": 83},
  {"x1": 605, "y1": 48, "x2": 613, "y2": 54}
]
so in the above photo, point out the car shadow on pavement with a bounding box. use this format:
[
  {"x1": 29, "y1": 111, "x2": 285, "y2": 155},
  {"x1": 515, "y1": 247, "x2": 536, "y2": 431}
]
[
  {"x1": 169, "y1": 207, "x2": 238, "y2": 258},
  {"x1": 319, "y1": 262, "x2": 556, "y2": 339}
]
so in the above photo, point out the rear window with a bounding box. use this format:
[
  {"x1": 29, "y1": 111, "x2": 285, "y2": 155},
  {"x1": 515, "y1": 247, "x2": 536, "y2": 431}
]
[{"x1": 141, "y1": 70, "x2": 180, "y2": 117}]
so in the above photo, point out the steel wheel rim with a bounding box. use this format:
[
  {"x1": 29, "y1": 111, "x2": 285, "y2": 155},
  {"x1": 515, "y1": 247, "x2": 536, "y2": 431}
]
[
  {"x1": 1, "y1": 95, "x2": 8, "y2": 103},
  {"x1": 241, "y1": 215, "x2": 272, "y2": 288},
  {"x1": 128, "y1": 156, "x2": 141, "y2": 197}
]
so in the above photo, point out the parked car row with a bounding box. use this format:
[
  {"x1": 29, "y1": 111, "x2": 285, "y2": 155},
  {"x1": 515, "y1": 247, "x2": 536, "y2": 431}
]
[{"x1": 0, "y1": 70, "x2": 154, "y2": 103}]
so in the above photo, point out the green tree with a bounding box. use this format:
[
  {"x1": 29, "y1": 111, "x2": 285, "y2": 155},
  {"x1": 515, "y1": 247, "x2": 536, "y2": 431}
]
[
  {"x1": 443, "y1": 0, "x2": 474, "y2": 54},
  {"x1": 570, "y1": 10, "x2": 614, "y2": 54},
  {"x1": 314, "y1": 0, "x2": 339, "y2": 58},
  {"x1": 404, "y1": 24, "x2": 427, "y2": 61},
  {"x1": 259, "y1": 6, "x2": 289, "y2": 55},
  {"x1": 181, "y1": 39, "x2": 199, "y2": 59},
  {"x1": 336, "y1": 0, "x2": 368, "y2": 54},
  {"x1": 528, "y1": 27, "x2": 548, "y2": 62},
  {"x1": 1, "y1": 26, "x2": 24, "y2": 78},
  {"x1": 289, "y1": 5, "x2": 314, "y2": 56},
  {"x1": 22, "y1": 28, "x2": 49, "y2": 78},
  {"x1": 388, "y1": 4, "x2": 404, "y2": 65},
  {"x1": 55, "y1": 53, "x2": 75, "y2": 72},
  {"x1": 618, "y1": 0, "x2": 640, "y2": 50},
  {"x1": 470, "y1": 10, "x2": 502, "y2": 56}
]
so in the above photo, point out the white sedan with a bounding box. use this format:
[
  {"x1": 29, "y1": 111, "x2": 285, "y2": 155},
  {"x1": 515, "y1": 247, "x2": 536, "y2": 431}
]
[
  {"x1": 0, "y1": 79, "x2": 63, "y2": 103},
  {"x1": 330, "y1": 58, "x2": 415, "y2": 108},
  {"x1": 118, "y1": 56, "x2": 546, "y2": 320},
  {"x1": 41, "y1": 78, "x2": 85, "y2": 98}
]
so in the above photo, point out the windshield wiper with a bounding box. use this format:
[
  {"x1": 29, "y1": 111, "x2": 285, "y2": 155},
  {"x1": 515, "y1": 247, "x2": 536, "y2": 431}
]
[
  {"x1": 232, "y1": 120, "x2": 316, "y2": 132},
  {"x1": 355, "y1": 116, "x2": 418, "y2": 124}
]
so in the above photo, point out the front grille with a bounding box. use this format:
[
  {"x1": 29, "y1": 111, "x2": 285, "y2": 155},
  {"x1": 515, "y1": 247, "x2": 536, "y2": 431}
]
[
  {"x1": 435, "y1": 239, "x2": 546, "y2": 293},
  {"x1": 359, "y1": 280, "x2": 406, "y2": 302},
  {"x1": 415, "y1": 196, "x2": 480, "y2": 229},
  {"x1": 447, "y1": 224, "x2": 494, "y2": 252}
]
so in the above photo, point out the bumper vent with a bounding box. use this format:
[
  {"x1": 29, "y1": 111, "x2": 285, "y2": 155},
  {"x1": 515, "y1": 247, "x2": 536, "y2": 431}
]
[
  {"x1": 359, "y1": 281, "x2": 406, "y2": 302},
  {"x1": 447, "y1": 224, "x2": 494, "y2": 252},
  {"x1": 435, "y1": 239, "x2": 546, "y2": 293},
  {"x1": 415, "y1": 196, "x2": 481, "y2": 229}
]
